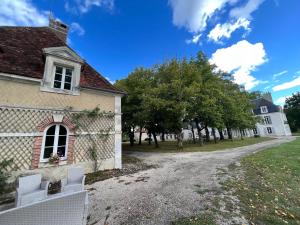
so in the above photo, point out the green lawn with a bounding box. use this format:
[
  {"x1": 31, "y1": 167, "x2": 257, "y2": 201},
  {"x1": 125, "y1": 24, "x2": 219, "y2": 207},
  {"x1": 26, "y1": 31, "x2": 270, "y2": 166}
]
[
  {"x1": 172, "y1": 215, "x2": 217, "y2": 225},
  {"x1": 292, "y1": 132, "x2": 300, "y2": 136},
  {"x1": 123, "y1": 137, "x2": 273, "y2": 153},
  {"x1": 225, "y1": 137, "x2": 300, "y2": 224}
]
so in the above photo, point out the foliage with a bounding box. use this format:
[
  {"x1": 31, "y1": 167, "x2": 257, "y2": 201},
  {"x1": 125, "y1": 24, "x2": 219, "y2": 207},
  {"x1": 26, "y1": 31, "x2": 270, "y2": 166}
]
[
  {"x1": 0, "y1": 159, "x2": 13, "y2": 194},
  {"x1": 48, "y1": 153, "x2": 60, "y2": 165},
  {"x1": 115, "y1": 51, "x2": 257, "y2": 148},
  {"x1": 284, "y1": 92, "x2": 300, "y2": 132},
  {"x1": 69, "y1": 107, "x2": 114, "y2": 172}
]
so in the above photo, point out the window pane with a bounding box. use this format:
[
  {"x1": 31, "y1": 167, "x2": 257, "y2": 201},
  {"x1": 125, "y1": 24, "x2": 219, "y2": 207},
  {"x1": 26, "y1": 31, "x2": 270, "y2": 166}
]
[
  {"x1": 57, "y1": 146, "x2": 66, "y2": 157},
  {"x1": 54, "y1": 81, "x2": 61, "y2": 89},
  {"x1": 46, "y1": 125, "x2": 56, "y2": 135},
  {"x1": 43, "y1": 147, "x2": 53, "y2": 159},
  {"x1": 65, "y1": 75, "x2": 72, "y2": 83},
  {"x1": 64, "y1": 83, "x2": 71, "y2": 90},
  {"x1": 55, "y1": 66, "x2": 63, "y2": 74},
  {"x1": 66, "y1": 68, "x2": 72, "y2": 76},
  {"x1": 45, "y1": 135, "x2": 55, "y2": 147},
  {"x1": 55, "y1": 74, "x2": 62, "y2": 81},
  {"x1": 58, "y1": 135, "x2": 67, "y2": 146},
  {"x1": 59, "y1": 126, "x2": 67, "y2": 135}
]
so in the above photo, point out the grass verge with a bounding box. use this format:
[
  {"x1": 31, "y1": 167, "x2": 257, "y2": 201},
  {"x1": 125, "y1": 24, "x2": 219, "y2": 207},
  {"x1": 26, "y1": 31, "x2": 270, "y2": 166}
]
[
  {"x1": 224, "y1": 137, "x2": 300, "y2": 224},
  {"x1": 123, "y1": 137, "x2": 273, "y2": 153},
  {"x1": 172, "y1": 214, "x2": 217, "y2": 225}
]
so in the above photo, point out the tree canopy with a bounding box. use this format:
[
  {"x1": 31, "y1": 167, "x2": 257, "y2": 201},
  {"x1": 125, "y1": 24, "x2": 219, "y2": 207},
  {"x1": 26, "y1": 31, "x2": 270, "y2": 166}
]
[
  {"x1": 115, "y1": 51, "x2": 257, "y2": 148},
  {"x1": 284, "y1": 92, "x2": 300, "y2": 132}
]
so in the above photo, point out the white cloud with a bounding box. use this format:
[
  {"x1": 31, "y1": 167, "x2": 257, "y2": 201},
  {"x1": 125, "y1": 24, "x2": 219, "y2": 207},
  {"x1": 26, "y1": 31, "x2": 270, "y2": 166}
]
[
  {"x1": 263, "y1": 85, "x2": 272, "y2": 90},
  {"x1": 168, "y1": 0, "x2": 237, "y2": 33},
  {"x1": 208, "y1": 18, "x2": 250, "y2": 43},
  {"x1": 65, "y1": 0, "x2": 114, "y2": 14},
  {"x1": 296, "y1": 70, "x2": 300, "y2": 74},
  {"x1": 186, "y1": 34, "x2": 202, "y2": 44},
  {"x1": 0, "y1": 0, "x2": 48, "y2": 26},
  {"x1": 230, "y1": 0, "x2": 265, "y2": 19},
  {"x1": 272, "y1": 70, "x2": 288, "y2": 78},
  {"x1": 70, "y1": 22, "x2": 85, "y2": 36},
  {"x1": 169, "y1": 0, "x2": 264, "y2": 44},
  {"x1": 272, "y1": 76, "x2": 300, "y2": 92},
  {"x1": 210, "y1": 40, "x2": 267, "y2": 90},
  {"x1": 275, "y1": 96, "x2": 291, "y2": 106}
]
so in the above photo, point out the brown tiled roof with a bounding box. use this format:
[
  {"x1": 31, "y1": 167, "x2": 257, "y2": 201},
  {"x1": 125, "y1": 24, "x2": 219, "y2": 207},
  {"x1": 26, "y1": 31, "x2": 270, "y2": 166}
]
[{"x1": 0, "y1": 26, "x2": 124, "y2": 94}]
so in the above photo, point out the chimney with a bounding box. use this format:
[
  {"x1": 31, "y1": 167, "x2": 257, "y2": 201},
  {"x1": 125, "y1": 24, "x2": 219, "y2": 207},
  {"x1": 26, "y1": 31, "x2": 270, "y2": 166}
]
[
  {"x1": 49, "y1": 16, "x2": 69, "y2": 43},
  {"x1": 262, "y1": 92, "x2": 273, "y2": 103}
]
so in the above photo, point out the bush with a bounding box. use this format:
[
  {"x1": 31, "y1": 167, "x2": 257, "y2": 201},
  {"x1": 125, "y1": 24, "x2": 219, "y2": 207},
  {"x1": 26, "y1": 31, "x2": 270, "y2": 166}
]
[
  {"x1": 0, "y1": 159, "x2": 13, "y2": 194},
  {"x1": 254, "y1": 134, "x2": 260, "y2": 138}
]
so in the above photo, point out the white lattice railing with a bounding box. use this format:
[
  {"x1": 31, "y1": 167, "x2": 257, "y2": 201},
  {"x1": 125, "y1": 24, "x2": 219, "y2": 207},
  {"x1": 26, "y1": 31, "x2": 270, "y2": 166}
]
[{"x1": 0, "y1": 106, "x2": 115, "y2": 172}]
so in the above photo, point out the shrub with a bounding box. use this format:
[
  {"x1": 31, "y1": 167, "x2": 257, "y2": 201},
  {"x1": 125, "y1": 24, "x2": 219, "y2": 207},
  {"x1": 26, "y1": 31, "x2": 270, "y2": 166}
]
[{"x1": 0, "y1": 159, "x2": 13, "y2": 194}]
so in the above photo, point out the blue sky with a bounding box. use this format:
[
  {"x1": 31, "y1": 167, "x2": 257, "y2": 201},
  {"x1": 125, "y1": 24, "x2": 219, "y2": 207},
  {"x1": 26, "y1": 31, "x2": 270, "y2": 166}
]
[{"x1": 0, "y1": 0, "x2": 299, "y2": 105}]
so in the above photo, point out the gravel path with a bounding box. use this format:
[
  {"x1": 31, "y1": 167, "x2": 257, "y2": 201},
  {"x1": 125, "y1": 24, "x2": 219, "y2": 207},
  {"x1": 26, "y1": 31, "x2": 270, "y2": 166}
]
[{"x1": 87, "y1": 137, "x2": 295, "y2": 225}]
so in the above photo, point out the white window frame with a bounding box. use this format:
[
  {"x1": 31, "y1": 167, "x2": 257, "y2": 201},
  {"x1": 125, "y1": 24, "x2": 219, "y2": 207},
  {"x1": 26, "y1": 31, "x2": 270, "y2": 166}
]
[
  {"x1": 267, "y1": 127, "x2": 273, "y2": 134},
  {"x1": 260, "y1": 106, "x2": 268, "y2": 113},
  {"x1": 40, "y1": 124, "x2": 69, "y2": 163},
  {"x1": 53, "y1": 65, "x2": 73, "y2": 91},
  {"x1": 264, "y1": 116, "x2": 272, "y2": 124}
]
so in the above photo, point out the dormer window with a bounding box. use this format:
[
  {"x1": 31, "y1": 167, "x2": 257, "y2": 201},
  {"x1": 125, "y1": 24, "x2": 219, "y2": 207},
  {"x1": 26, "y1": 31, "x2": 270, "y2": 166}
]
[
  {"x1": 54, "y1": 66, "x2": 73, "y2": 90},
  {"x1": 260, "y1": 106, "x2": 268, "y2": 113},
  {"x1": 41, "y1": 46, "x2": 84, "y2": 96}
]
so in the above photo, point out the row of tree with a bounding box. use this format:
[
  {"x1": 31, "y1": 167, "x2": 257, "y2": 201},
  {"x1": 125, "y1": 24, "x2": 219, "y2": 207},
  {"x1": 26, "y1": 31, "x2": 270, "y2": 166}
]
[{"x1": 115, "y1": 52, "x2": 257, "y2": 148}]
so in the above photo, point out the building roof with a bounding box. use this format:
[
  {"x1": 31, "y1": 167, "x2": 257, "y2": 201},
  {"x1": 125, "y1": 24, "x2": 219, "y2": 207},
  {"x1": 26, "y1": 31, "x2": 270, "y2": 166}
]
[
  {"x1": 0, "y1": 26, "x2": 124, "y2": 94},
  {"x1": 251, "y1": 97, "x2": 280, "y2": 115}
]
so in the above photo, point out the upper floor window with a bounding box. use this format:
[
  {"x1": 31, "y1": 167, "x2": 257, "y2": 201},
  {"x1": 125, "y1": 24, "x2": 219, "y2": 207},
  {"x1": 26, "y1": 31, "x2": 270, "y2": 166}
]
[
  {"x1": 260, "y1": 106, "x2": 268, "y2": 113},
  {"x1": 53, "y1": 66, "x2": 73, "y2": 91},
  {"x1": 264, "y1": 116, "x2": 272, "y2": 124},
  {"x1": 41, "y1": 124, "x2": 68, "y2": 162}
]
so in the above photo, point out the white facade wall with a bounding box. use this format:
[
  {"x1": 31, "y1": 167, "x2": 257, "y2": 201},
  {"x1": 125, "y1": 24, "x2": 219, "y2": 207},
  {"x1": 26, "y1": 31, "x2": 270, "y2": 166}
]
[{"x1": 255, "y1": 112, "x2": 291, "y2": 136}]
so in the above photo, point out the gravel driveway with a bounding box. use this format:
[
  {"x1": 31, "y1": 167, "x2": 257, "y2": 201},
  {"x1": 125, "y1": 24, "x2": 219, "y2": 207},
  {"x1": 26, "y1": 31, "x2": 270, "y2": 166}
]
[{"x1": 87, "y1": 137, "x2": 295, "y2": 225}]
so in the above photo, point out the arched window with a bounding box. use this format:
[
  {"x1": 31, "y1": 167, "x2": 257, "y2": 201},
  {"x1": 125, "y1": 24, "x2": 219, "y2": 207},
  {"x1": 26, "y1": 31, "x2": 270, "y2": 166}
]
[{"x1": 41, "y1": 124, "x2": 68, "y2": 162}]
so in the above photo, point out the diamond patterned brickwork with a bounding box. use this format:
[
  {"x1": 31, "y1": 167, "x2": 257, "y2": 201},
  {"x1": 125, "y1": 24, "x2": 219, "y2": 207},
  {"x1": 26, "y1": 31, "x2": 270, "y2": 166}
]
[{"x1": 0, "y1": 136, "x2": 34, "y2": 171}]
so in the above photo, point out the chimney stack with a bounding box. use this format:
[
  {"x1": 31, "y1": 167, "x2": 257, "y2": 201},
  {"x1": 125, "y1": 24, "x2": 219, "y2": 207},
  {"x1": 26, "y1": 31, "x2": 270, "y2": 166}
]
[{"x1": 49, "y1": 16, "x2": 69, "y2": 43}]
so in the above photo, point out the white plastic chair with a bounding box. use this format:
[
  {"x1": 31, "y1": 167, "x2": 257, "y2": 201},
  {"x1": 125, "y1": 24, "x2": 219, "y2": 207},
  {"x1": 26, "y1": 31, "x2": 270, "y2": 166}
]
[
  {"x1": 15, "y1": 174, "x2": 49, "y2": 207},
  {"x1": 61, "y1": 167, "x2": 86, "y2": 193}
]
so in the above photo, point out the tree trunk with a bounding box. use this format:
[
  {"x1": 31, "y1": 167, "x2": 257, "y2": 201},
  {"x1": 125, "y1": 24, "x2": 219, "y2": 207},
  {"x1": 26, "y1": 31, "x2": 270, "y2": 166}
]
[
  {"x1": 195, "y1": 119, "x2": 203, "y2": 146},
  {"x1": 129, "y1": 130, "x2": 134, "y2": 146},
  {"x1": 148, "y1": 132, "x2": 152, "y2": 145},
  {"x1": 227, "y1": 127, "x2": 233, "y2": 141},
  {"x1": 176, "y1": 130, "x2": 183, "y2": 150},
  {"x1": 205, "y1": 125, "x2": 210, "y2": 142},
  {"x1": 138, "y1": 127, "x2": 142, "y2": 145},
  {"x1": 212, "y1": 128, "x2": 217, "y2": 144},
  {"x1": 161, "y1": 130, "x2": 165, "y2": 142},
  {"x1": 152, "y1": 131, "x2": 159, "y2": 148},
  {"x1": 239, "y1": 129, "x2": 244, "y2": 140},
  {"x1": 191, "y1": 126, "x2": 196, "y2": 144},
  {"x1": 218, "y1": 128, "x2": 224, "y2": 140}
]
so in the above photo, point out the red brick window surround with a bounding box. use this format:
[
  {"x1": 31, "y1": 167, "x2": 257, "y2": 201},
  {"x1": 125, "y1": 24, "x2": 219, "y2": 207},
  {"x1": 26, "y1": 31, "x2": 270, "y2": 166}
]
[{"x1": 31, "y1": 116, "x2": 76, "y2": 169}]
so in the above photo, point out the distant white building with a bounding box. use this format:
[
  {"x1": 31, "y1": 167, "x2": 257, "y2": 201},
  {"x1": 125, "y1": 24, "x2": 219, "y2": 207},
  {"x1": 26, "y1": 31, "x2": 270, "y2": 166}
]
[{"x1": 251, "y1": 93, "x2": 291, "y2": 136}]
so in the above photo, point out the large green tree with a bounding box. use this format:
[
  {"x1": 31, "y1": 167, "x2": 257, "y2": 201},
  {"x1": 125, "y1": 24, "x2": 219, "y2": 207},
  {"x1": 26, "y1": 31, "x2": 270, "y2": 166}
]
[{"x1": 284, "y1": 92, "x2": 300, "y2": 132}]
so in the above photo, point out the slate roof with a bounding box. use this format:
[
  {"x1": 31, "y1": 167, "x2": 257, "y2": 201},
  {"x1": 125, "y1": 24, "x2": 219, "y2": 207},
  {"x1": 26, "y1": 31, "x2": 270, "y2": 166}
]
[
  {"x1": 0, "y1": 26, "x2": 124, "y2": 94},
  {"x1": 251, "y1": 98, "x2": 280, "y2": 115}
]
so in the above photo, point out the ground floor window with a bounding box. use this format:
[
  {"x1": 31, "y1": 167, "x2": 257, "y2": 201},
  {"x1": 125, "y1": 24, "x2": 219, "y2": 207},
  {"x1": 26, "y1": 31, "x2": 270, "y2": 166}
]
[
  {"x1": 253, "y1": 128, "x2": 258, "y2": 135},
  {"x1": 267, "y1": 127, "x2": 273, "y2": 134},
  {"x1": 41, "y1": 124, "x2": 68, "y2": 161}
]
